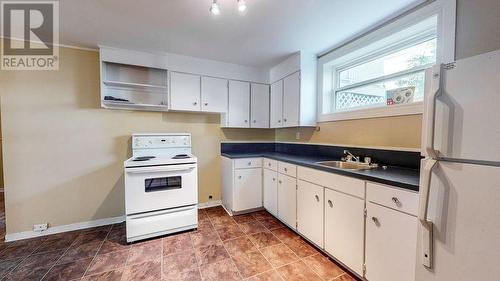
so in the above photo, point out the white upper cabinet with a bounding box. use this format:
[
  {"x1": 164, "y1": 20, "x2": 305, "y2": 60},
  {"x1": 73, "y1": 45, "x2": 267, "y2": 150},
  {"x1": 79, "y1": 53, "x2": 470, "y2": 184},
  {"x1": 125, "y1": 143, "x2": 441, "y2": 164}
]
[
  {"x1": 269, "y1": 51, "x2": 317, "y2": 127},
  {"x1": 250, "y1": 83, "x2": 270, "y2": 128},
  {"x1": 283, "y1": 72, "x2": 301, "y2": 127},
  {"x1": 169, "y1": 72, "x2": 201, "y2": 111},
  {"x1": 270, "y1": 80, "x2": 283, "y2": 128},
  {"x1": 225, "y1": 80, "x2": 251, "y2": 128},
  {"x1": 201, "y1": 76, "x2": 228, "y2": 113}
]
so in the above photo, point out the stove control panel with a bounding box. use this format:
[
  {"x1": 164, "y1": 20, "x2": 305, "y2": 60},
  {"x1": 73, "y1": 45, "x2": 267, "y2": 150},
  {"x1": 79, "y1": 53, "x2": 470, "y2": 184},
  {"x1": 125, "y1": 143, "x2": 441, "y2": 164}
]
[{"x1": 132, "y1": 134, "x2": 191, "y2": 149}]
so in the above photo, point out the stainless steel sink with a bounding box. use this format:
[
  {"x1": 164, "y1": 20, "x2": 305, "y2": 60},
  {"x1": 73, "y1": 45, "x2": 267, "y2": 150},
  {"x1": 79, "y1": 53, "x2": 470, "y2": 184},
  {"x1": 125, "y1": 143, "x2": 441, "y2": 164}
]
[{"x1": 316, "y1": 160, "x2": 377, "y2": 170}]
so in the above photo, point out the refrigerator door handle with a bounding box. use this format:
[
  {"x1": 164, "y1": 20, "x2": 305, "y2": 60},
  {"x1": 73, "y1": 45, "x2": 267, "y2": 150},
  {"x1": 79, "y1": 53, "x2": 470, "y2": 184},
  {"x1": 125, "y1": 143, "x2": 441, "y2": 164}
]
[
  {"x1": 423, "y1": 65, "x2": 442, "y2": 159},
  {"x1": 418, "y1": 158, "x2": 437, "y2": 268}
]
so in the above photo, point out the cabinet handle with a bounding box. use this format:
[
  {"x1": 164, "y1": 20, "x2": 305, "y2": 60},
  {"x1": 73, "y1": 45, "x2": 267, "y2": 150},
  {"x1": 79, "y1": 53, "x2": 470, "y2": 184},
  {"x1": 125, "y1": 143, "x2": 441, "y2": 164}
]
[
  {"x1": 193, "y1": 102, "x2": 198, "y2": 105},
  {"x1": 244, "y1": 120, "x2": 248, "y2": 123},
  {"x1": 284, "y1": 168, "x2": 288, "y2": 172},
  {"x1": 268, "y1": 163, "x2": 271, "y2": 167},
  {"x1": 278, "y1": 180, "x2": 282, "y2": 184},
  {"x1": 272, "y1": 178, "x2": 276, "y2": 181},
  {"x1": 278, "y1": 120, "x2": 281, "y2": 123},
  {"x1": 253, "y1": 120, "x2": 256, "y2": 123},
  {"x1": 328, "y1": 200, "x2": 333, "y2": 207},
  {"x1": 204, "y1": 103, "x2": 208, "y2": 106},
  {"x1": 238, "y1": 176, "x2": 242, "y2": 179},
  {"x1": 284, "y1": 118, "x2": 287, "y2": 122},
  {"x1": 392, "y1": 197, "x2": 400, "y2": 206},
  {"x1": 372, "y1": 217, "x2": 380, "y2": 226},
  {"x1": 315, "y1": 195, "x2": 320, "y2": 202},
  {"x1": 247, "y1": 162, "x2": 252, "y2": 166}
]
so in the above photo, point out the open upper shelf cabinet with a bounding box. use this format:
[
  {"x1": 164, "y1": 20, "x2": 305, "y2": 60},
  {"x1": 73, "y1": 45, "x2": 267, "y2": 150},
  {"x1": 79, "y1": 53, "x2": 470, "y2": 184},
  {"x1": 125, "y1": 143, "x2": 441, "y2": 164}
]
[{"x1": 100, "y1": 60, "x2": 169, "y2": 112}]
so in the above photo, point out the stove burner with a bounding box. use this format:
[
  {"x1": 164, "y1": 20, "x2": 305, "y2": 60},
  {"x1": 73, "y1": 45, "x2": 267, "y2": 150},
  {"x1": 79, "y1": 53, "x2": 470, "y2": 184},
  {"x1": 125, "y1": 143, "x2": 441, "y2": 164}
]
[
  {"x1": 133, "y1": 156, "x2": 156, "y2": 161},
  {"x1": 172, "y1": 154, "x2": 190, "y2": 159}
]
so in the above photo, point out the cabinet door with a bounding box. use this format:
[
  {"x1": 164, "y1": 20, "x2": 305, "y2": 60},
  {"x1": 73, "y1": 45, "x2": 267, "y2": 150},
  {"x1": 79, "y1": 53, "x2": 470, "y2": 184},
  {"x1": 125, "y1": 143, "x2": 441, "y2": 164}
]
[
  {"x1": 283, "y1": 72, "x2": 300, "y2": 127},
  {"x1": 263, "y1": 168, "x2": 278, "y2": 217},
  {"x1": 201, "y1": 76, "x2": 228, "y2": 113},
  {"x1": 251, "y1": 83, "x2": 270, "y2": 128},
  {"x1": 170, "y1": 72, "x2": 201, "y2": 111},
  {"x1": 228, "y1": 80, "x2": 250, "y2": 128},
  {"x1": 270, "y1": 80, "x2": 283, "y2": 128},
  {"x1": 324, "y1": 188, "x2": 365, "y2": 276},
  {"x1": 297, "y1": 180, "x2": 324, "y2": 248},
  {"x1": 365, "y1": 202, "x2": 417, "y2": 281},
  {"x1": 233, "y1": 168, "x2": 262, "y2": 212},
  {"x1": 277, "y1": 173, "x2": 296, "y2": 229}
]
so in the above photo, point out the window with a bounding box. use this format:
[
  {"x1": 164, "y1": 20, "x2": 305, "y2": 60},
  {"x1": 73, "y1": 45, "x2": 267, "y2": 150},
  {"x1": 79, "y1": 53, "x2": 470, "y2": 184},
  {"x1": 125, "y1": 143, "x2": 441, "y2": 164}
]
[
  {"x1": 335, "y1": 38, "x2": 436, "y2": 112},
  {"x1": 318, "y1": 0, "x2": 456, "y2": 121}
]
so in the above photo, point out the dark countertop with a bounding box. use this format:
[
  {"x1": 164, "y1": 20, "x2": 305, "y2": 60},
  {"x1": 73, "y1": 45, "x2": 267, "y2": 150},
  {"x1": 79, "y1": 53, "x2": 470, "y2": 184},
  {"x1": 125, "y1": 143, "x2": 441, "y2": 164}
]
[{"x1": 221, "y1": 152, "x2": 419, "y2": 192}]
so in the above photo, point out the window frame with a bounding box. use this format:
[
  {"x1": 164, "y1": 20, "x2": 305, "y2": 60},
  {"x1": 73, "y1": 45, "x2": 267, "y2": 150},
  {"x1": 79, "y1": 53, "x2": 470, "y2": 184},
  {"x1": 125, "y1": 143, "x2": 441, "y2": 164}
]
[{"x1": 317, "y1": 0, "x2": 456, "y2": 122}]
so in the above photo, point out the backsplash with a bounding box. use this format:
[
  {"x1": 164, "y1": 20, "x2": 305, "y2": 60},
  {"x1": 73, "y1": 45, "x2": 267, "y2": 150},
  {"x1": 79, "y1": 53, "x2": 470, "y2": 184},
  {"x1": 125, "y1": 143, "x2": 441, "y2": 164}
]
[{"x1": 221, "y1": 142, "x2": 422, "y2": 170}]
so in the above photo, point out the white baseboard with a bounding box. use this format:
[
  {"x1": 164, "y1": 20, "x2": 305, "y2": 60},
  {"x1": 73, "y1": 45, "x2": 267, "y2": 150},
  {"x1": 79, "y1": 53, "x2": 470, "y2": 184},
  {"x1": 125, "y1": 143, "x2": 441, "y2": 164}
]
[
  {"x1": 5, "y1": 201, "x2": 221, "y2": 242},
  {"x1": 4, "y1": 215, "x2": 125, "y2": 242},
  {"x1": 198, "y1": 200, "x2": 221, "y2": 209}
]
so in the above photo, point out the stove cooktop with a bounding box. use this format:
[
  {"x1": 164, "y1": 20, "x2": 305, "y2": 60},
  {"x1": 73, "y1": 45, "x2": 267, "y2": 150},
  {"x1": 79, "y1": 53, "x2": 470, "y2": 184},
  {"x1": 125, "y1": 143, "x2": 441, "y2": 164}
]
[{"x1": 124, "y1": 154, "x2": 197, "y2": 168}]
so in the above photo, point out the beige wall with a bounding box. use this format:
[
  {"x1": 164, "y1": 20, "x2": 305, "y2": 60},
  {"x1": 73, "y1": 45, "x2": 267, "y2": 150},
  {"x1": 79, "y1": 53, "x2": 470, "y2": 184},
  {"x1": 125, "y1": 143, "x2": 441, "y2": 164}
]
[
  {"x1": 0, "y1": 47, "x2": 274, "y2": 234},
  {"x1": 276, "y1": 115, "x2": 422, "y2": 149}
]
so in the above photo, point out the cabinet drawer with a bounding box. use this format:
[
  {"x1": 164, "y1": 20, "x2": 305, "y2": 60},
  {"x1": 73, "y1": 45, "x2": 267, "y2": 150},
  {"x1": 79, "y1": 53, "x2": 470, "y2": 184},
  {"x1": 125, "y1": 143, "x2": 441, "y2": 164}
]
[
  {"x1": 263, "y1": 158, "x2": 277, "y2": 171},
  {"x1": 234, "y1": 158, "x2": 262, "y2": 169},
  {"x1": 367, "y1": 182, "x2": 419, "y2": 216},
  {"x1": 298, "y1": 166, "x2": 365, "y2": 199},
  {"x1": 278, "y1": 161, "x2": 297, "y2": 177},
  {"x1": 126, "y1": 205, "x2": 197, "y2": 242}
]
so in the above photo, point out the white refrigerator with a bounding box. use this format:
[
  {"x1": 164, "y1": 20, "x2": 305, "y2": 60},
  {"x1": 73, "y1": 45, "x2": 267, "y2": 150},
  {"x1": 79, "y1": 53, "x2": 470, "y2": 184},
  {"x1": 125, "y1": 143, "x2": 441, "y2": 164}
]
[{"x1": 416, "y1": 49, "x2": 500, "y2": 281}]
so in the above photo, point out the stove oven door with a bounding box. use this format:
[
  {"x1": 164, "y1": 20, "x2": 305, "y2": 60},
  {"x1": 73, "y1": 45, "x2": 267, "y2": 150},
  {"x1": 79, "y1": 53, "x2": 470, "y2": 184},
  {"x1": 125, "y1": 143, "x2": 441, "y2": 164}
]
[{"x1": 125, "y1": 163, "x2": 198, "y2": 214}]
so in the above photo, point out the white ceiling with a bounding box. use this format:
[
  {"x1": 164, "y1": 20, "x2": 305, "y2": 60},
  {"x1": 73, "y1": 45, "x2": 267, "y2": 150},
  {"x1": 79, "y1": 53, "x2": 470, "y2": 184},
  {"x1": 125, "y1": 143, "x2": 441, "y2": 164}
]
[{"x1": 59, "y1": 0, "x2": 422, "y2": 68}]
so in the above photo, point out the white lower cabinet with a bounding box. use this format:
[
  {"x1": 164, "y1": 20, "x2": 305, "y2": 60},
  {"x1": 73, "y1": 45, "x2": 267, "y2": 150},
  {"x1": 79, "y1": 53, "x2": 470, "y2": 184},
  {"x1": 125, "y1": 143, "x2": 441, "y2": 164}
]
[
  {"x1": 234, "y1": 168, "x2": 262, "y2": 212},
  {"x1": 263, "y1": 168, "x2": 278, "y2": 217},
  {"x1": 324, "y1": 188, "x2": 365, "y2": 276},
  {"x1": 223, "y1": 157, "x2": 418, "y2": 280},
  {"x1": 297, "y1": 180, "x2": 324, "y2": 248},
  {"x1": 277, "y1": 173, "x2": 296, "y2": 229},
  {"x1": 221, "y1": 157, "x2": 263, "y2": 214},
  {"x1": 365, "y1": 202, "x2": 417, "y2": 281}
]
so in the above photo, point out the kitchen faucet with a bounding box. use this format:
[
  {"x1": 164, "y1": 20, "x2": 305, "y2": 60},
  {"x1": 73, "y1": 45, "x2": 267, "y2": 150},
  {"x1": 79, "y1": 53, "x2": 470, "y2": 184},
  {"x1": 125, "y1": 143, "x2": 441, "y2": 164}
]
[{"x1": 343, "y1": 150, "x2": 360, "y2": 162}]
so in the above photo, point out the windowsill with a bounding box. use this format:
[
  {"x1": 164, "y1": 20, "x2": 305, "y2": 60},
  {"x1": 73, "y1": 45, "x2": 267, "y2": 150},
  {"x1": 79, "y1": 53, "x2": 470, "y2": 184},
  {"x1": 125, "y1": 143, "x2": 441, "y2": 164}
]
[{"x1": 318, "y1": 101, "x2": 423, "y2": 122}]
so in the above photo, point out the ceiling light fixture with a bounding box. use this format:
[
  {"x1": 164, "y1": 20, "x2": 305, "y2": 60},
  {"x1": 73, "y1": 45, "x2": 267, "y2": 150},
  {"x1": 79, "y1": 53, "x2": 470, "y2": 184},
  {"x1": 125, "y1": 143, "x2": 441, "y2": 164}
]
[
  {"x1": 210, "y1": 0, "x2": 220, "y2": 15},
  {"x1": 237, "y1": 0, "x2": 247, "y2": 12}
]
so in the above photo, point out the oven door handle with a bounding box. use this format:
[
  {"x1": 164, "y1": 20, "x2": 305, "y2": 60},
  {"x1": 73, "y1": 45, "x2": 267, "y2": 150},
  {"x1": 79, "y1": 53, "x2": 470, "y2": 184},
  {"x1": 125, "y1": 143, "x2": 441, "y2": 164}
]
[{"x1": 126, "y1": 164, "x2": 196, "y2": 174}]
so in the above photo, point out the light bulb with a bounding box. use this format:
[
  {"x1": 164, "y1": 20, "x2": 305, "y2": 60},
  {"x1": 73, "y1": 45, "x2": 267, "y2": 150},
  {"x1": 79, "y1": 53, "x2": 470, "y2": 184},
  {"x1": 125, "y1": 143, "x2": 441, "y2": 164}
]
[
  {"x1": 237, "y1": 0, "x2": 247, "y2": 12},
  {"x1": 210, "y1": 1, "x2": 220, "y2": 15}
]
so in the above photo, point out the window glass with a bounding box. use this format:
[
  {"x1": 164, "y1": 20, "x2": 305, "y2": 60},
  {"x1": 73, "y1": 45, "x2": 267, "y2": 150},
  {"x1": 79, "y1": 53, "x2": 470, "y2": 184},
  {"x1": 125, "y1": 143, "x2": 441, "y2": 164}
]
[
  {"x1": 338, "y1": 38, "x2": 436, "y2": 88},
  {"x1": 335, "y1": 71, "x2": 425, "y2": 111}
]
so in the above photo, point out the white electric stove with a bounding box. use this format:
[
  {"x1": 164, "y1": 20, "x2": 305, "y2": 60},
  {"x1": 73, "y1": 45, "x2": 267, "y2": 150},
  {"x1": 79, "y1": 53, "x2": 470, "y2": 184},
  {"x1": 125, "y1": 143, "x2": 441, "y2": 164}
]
[{"x1": 124, "y1": 133, "x2": 198, "y2": 242}]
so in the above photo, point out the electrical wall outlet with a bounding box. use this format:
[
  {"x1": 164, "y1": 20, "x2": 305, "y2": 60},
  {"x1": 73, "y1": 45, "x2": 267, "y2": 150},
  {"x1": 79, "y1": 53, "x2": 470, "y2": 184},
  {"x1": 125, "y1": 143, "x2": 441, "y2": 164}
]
[
  {"x1": 209, "y1": 195, "x2": 213, "y2": 200},
  {"x1": 33, "y1": 223, "x2": 48, "y2": 232}
]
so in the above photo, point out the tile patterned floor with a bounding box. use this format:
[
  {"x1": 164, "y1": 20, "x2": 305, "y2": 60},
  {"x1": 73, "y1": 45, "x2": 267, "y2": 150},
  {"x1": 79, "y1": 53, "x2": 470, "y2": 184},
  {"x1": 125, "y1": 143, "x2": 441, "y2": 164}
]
[{"x1": 0, "y1": 206, "x2": 359, "y2": 281}]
